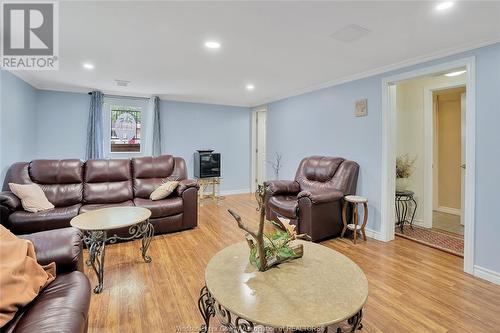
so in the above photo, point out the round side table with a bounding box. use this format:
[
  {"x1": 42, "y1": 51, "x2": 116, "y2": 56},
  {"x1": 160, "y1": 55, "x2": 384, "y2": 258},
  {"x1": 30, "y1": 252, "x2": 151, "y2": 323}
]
[{"x1": 341, "y1": 195, "x2": 368, "y2": 244}]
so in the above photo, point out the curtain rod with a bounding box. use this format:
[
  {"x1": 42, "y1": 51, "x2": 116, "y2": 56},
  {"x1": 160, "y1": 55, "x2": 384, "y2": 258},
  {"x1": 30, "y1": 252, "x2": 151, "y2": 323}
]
[{"x1": 88, "y1": 92, "x2": 152, "y2": 101}]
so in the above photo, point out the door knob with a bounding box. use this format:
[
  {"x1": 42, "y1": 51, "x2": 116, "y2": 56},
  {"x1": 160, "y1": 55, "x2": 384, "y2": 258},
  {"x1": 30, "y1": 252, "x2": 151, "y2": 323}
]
[{"x1": 460, "y1": 164, "x2": 466, "y2": 169}]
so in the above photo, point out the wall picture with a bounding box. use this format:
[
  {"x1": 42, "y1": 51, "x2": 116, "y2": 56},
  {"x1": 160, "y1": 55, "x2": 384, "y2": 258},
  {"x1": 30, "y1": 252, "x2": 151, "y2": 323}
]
[{"x1": 355, "y1": 98, "x2": 368, "y2": 117}]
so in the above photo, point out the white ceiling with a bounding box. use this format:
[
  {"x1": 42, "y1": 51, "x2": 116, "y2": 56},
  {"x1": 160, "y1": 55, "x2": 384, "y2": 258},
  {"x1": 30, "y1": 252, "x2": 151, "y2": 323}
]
[{"x1": 12, "y1": 1, "x2": 500, "y2": 107}]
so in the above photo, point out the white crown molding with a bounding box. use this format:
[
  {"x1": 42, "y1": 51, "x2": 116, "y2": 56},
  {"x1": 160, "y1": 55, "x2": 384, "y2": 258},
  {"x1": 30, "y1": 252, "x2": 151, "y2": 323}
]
[{"x1": 251, "y1": 38, "x2": 500, "y2": 107}]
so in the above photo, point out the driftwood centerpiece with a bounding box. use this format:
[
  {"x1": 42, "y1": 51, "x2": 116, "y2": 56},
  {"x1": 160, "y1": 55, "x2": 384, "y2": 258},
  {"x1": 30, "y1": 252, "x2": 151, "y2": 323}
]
[{"x1": 228, "y1": 187, "x2": 310, "y2": 271}]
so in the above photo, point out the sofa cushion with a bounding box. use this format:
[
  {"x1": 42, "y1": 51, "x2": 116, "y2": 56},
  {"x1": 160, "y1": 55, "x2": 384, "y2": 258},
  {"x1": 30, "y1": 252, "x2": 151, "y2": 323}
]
[
  {"x1": 29, "y1": 160, "x2": 84, "y2": 207},
  {"x1": 79, "y1": 200, "x2": 135, "y2": 214},
  {"x1": 132, "y1": 155, "x2": 175, "y2": 199},
  {"x1": 295, "y1": 156, "x2": 345, "y2": 193},
  {"x1": 8, "y1": 183, "x2": 54, "y2": 213},
  {"x1": 268, "y1": 195, "x2": 298, "y2": 219},
  {"x1": 134, "y1": 197, "x2": 183, "y2": 218},
  {"x1": 83, "y1": 159, "x2": 133, "y2": 204},
  {"x1": 8, "y1": 204, "x2": 81, "y2": 234},
  {"x1": 1, "y1": 271, "x2": 91, "y2": 333}
]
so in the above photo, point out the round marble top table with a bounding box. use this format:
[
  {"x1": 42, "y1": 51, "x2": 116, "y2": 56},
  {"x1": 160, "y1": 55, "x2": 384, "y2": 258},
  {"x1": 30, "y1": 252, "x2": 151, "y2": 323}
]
[
  {"x1": 198, "y1": 240, "x2": 368, "y2": 332},
  {"x1": 70, "y1": 207, "x2": 153, "y2": 293},
  {"x1": 70, "y1": 206, "x2": 151, "y2": 230}
]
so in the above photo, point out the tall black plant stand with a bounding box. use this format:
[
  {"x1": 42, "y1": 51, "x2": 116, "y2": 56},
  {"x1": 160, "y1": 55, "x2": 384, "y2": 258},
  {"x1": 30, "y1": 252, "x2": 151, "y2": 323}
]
[{"x1": 395, "y1": 190, "x2": 417, "y2": 233}]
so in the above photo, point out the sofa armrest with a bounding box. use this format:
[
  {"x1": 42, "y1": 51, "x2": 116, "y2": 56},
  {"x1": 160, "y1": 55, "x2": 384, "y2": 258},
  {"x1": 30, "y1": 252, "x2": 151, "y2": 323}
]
[
  {"x1": 19, "y1": 227, "x2": 84, "y2": 274},
  {"x1": 264, "y1": 180, "x2": 300, "y2": 195},
  {"x1": 177, "y1": 179, "x2": 199, "y2": 196},
  {"x1": 297, "y1": 189, "x2": 344, "y2": 204},
  {"x1": 0, "y1": 191, "x2": 21, "y2": 211}
]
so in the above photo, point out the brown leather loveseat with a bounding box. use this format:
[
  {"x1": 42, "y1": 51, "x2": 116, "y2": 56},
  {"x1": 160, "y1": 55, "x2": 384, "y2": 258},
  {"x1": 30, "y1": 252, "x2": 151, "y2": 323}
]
[
  {"x1": 2, "y1": 227, "x2": 91, "y2": 333},
  {"x1": 265, "y1": 156, "x2": 359, "y2": 241},
  {"x1": 0, "y1": 155, "x2": 199, "y2": 236}
]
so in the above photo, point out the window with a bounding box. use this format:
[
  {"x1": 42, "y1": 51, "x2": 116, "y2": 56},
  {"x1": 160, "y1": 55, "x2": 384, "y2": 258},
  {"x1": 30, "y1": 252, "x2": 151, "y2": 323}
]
[{"x1": 110, "y1": 105, "x2": 142, "y2": 153}]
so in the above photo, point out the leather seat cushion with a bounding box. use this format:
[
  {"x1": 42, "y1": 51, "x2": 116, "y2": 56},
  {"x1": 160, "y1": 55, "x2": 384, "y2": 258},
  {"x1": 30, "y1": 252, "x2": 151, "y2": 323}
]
[
  {"x1": 2, "y1": 271, "x2": 90, "y2": 333},
  {"x1": 268, "y1": 195, "x2": 298, "y2": 219},
  {"x1": 79, "y1": 200, "x2": 135, "y2": 214},
  {"x1": 8, "y1": 204, "x2": 81, "y2": 234},
  {"x1": 134, "y1": 197, "x2": 183, "y2": 218}
]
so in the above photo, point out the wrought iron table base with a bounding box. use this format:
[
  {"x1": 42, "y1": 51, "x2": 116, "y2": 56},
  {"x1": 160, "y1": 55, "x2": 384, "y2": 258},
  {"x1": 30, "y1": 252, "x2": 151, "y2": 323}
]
[
  {"x1": 395, "y1": 194, "x2": 417, "y2": 233},
  {"x1": 84, "y1": 220, "x2": 154, "y2": 293},
  {"x1": 198, "y1": 286, "x2": 363, "y2": 333}
]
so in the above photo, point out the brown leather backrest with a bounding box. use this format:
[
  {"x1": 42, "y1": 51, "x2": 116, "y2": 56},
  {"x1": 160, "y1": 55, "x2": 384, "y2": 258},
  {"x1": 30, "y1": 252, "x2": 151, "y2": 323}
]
[
  {"x1": 2, "y1": 162, "x2": 31, "y2": 190},
  {"x1": 83, "y1": 159, "x2": 133, "y2": 204},
  {"x1": 131, "y1": 155, "x2": 187, "y2": 199},
  {"x1": 295, "y1": 156, "x2": 358, "y2": 194},
  {"x1": 29, "y1": 160, "x2": 84, "y2": 207}
]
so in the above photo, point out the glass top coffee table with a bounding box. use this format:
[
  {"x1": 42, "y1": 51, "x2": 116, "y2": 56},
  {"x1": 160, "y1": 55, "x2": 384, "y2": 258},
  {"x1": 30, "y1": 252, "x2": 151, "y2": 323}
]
[
  {"x1": 198, "y1": 240, "x2": 368, "y2": 332},
  {"x1": 70, "y1": 207, "x2": 153, "y2": 293}
]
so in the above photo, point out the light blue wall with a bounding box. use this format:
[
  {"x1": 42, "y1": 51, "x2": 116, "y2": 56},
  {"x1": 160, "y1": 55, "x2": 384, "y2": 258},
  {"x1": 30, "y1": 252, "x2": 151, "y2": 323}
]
[
  {"x1": 0, "y1": 71, "x2": 38, "y2": 182},
  {"x1": 35, "y1": 90, "x2": 89, "y2": 159},
  {"x1": 161, "y1": 100, "x2": 251, "y2": 192},
  {"x1": 25, "y1": 89, "x2": 252, "y2": 193},
  {"x1": 266, "y1": 42, "x2": 500, "y2": 273}
]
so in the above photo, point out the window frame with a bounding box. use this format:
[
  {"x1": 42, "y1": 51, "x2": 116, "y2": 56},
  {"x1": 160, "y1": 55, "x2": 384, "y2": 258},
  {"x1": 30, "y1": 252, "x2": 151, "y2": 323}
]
[
  {"x1": 109, "y1": 104, "x2": 142, "y2": 154},
  {"x1": 102, "y1": 96, "x2": 148, "y2": 158}
]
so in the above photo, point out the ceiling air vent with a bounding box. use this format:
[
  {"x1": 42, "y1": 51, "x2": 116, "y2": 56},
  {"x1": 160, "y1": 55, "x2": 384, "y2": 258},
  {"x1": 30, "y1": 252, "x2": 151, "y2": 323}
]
[
  {"x1": 115, "y1": 79, "x2": 131, "y2": 87},
  {"x1": 330, "y1": 24, "x2": 371, "y2": 42}
]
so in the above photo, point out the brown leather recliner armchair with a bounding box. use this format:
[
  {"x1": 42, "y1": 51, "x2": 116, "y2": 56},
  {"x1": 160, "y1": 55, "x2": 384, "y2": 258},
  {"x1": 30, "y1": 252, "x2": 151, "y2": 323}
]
[
  {"x1": 264, "y1": 156, "x2": 359, "y2": 242},
  {"x1": 2, "y1": 227, "x2": 91, "y2": 333}
]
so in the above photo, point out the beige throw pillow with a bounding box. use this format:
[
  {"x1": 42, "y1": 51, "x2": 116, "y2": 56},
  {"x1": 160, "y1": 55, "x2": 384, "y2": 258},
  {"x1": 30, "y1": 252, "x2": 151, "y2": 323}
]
[
  {"x1": 8, "y1": 183, "x2": 54, "y2": 213},
  {"x1": 150, "y1": 181, "x2": 179, "y2": 201}
]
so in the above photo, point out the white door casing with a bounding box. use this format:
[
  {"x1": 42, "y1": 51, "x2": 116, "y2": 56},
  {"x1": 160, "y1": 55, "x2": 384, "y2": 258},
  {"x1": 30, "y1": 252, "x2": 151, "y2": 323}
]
[{"x1": 381, "y1": 56, "x2": 476, "y2": 275}]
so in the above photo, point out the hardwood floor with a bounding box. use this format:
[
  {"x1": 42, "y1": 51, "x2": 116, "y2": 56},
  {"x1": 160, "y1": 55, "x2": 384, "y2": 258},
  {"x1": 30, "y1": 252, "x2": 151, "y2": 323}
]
[{"x1": 85, "y1": 194, "x2": 500, "y2": 333}]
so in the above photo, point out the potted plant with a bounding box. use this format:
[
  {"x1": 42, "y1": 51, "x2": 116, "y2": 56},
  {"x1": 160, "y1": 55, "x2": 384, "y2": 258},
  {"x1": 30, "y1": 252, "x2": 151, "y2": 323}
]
[{"x1": 396, "y1": 154, "x2": 416, "y2": 191}]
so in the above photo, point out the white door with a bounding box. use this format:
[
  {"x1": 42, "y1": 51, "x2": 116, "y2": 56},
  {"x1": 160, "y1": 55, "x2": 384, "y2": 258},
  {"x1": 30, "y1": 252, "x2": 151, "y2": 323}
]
[
  {"x1": 256, "y1": 110, "x2": 267, "y2": 185},
  {"x1": 460, "y1": 92, "x2": 466, "y2": 225}
]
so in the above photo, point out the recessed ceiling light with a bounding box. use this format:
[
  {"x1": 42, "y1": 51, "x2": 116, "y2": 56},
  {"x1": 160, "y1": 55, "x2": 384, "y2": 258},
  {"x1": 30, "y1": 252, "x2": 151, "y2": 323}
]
[
  {"x1": 204, "y1": 41, "x2": 221, "y2": 49},
  {"x1": 435, "y1": 1, "x2": 454, "y2": 11},
  {"x1": 246, "y1": 84, "x2": 255, "y2": 91},
  {"x1": 444, "y1": 70, "x2": 466, "y2": 77},
  {"x1": 83, "y1": 63, "x2": 94, "y2": 70}
]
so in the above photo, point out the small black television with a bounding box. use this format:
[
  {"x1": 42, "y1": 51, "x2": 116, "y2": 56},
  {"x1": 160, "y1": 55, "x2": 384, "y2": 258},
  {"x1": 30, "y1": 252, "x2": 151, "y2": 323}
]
[{"x1": 194, "y1": 151, "x2": 221, "y2": 178}]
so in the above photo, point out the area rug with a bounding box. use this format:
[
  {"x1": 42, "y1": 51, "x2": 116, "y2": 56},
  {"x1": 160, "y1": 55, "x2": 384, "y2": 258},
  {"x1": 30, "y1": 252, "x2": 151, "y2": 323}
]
[{"x1": 395, "y1": 225, "x2": 464, "y2": 257}]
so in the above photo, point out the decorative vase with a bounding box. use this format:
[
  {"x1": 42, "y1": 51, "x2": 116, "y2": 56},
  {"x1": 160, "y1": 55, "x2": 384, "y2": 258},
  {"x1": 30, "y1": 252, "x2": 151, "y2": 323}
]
[{"x1": 396, "y1": 177, "x2": 409, "y2": 191}]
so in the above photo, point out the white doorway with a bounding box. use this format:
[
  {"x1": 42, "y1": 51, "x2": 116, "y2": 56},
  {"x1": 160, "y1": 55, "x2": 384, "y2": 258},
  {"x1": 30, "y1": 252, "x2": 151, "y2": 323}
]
[
  {"x1": 381, "y1": 57, "x2": 476, "y2": 274},
  {"x1": 427, "y1": 85, "x2": 466, "y2": 235},
  {"x1": 251, "y1": 107, "x2": 267, "y2": 192}
]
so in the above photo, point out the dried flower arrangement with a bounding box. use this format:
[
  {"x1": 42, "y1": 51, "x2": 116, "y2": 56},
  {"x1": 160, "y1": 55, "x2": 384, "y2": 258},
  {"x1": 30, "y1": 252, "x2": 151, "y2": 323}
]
[{"x1": 396, "y1": 154, "x2": 416, "y2": 179}]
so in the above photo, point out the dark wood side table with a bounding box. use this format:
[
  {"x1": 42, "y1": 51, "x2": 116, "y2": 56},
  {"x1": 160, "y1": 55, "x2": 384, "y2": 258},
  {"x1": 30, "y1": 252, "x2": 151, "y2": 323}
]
[{"x1": 395, "y1": 190, "x2": 417, "y2": 233}]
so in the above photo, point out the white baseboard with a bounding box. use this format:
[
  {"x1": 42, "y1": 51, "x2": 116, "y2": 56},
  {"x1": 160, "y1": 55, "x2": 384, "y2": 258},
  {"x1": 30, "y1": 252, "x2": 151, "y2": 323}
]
[
  {"x1": 436, "y1": 206, "x2": 461, "y2": 216},
  {"x1": 412, "y1": 219, "x2": 432, "y2": 228},
  {"x1": 221, "y1": 189, "x2": 251, "y2": 196},
  {"x1": 473, "y1": 265, "x2": 500, "y2": 285},
  {"x1": 364, "y1": 228, "x2": 384, "y2": 241},
  {"x1": 201, "y1": 188, "x2": 251, "y2": 196}
]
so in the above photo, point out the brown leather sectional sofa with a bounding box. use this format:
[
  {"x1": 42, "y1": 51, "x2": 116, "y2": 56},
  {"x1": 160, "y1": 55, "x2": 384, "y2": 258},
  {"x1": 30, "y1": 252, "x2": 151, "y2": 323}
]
[
  {"x1": 265, "y1": 156, "x2": 359, "y2": 242},
  {"x1": 2, "y1": 227, "x2": 91, "y2": 333},
  {"x1": 0, "y1": 155, "x2": 199, "y2": 236}
]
